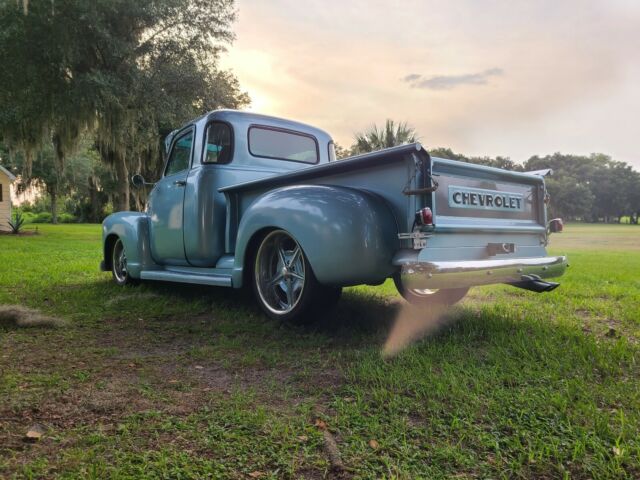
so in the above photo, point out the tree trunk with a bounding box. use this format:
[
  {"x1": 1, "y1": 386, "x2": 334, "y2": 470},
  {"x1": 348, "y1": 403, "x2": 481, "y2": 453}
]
[
  {"x1": 89, "y1": 176, "x2": 101, "y2": 223},
  {"x1": 50, "y1": 186, "x2": 58, "y2": 225},
  {"x1": 114, "y1": 152, "x2": 130, "y2": 212}
]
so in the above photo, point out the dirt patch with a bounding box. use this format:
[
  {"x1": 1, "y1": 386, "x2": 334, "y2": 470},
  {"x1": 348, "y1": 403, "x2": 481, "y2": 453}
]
[
  {"x1": 104, "y1": 292, "x2": 162, "y2": 307},
  {"x1": 0, "y1": 230, "x2": 39, "y2": 236},
  {"x1": 0, "y1": 310, "x2": 346, "y2": 477},
  {"x1": 92, "y1": 314, "x2": 345, "y2": 408},
  {"x1": 0, "y1": 305, "x2": 65, "y2": 328},
  {"x1": 574, "y1": 308, "x2": 592, "y2": 318},
  {"x1": 295, "y1": 467, "x2": 333, "y2": 480}
]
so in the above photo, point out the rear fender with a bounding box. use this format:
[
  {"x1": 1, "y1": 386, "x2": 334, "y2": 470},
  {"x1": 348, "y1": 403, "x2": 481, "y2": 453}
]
[
  {"x1": 233, "y1": 185, "x2": 399, "y2": 287},
  {"x1": 102, "y1": 212, "x2": 155, "y2": 278}
]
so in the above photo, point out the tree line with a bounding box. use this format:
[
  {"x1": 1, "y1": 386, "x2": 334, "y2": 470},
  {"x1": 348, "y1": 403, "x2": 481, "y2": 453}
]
[
  {"x1": 344, "y1": 121, "x2": 640, "y2": 224},
  {"x1": 0, "y1": 2, "x2": 637, "y2": 225},
  {"x1": 4, "y1": 118, "x2": 637, "y2": 225}
]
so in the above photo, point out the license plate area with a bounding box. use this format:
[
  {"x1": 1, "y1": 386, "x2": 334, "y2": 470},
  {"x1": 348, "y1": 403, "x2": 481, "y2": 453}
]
[
  {"x1": 487, "y1": 242, "x2": 516, "y2": 256},
  {"x1": 398, "y1": 232, "x2": 430, "y2": 250}
]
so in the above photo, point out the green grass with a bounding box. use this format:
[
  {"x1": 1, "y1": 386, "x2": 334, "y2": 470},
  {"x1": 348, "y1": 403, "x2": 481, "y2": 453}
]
[{"x1": 1, "y1": 223, "x2": 639, "y2": 479}]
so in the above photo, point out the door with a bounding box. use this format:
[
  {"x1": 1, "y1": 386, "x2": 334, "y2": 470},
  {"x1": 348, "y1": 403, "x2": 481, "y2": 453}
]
[
  {"x1": 183, "y1": 121, "x2": 234, "y2": 267},
  {"x1": 148, "y1": 128, "x2": 194, "y2": 265}
]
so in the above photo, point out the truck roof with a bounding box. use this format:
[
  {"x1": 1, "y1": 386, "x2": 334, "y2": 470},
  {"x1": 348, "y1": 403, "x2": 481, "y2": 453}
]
[
  {"x1": 206, "y1": 110, "x2": 333, "y2": 143},
  {"x1": 165, "y1": 110, "x2": 334, "y2": 157}
]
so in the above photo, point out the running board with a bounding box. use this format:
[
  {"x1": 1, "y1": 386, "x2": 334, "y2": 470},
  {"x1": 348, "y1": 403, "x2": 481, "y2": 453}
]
[{"x1": 140, "y1": 270, "x2": 232, "y2": 287}]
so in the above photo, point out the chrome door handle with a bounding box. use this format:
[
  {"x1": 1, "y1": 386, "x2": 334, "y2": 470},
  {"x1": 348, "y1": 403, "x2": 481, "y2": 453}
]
[{"x1": 173, "y1": 180, "x2": 186, "y2": 186}]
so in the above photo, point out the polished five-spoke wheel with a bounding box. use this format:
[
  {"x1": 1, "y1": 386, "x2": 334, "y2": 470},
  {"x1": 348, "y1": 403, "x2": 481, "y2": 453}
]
[{"x1": 253, "y1": 230, "x2": 340, "y2": 323}]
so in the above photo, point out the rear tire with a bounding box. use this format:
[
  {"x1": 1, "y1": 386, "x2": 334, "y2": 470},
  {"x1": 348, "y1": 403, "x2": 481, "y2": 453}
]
[
  {"x1": 252, "y1": 230, "x2": 336, "y2": 324},
  {"x1": 393, "y1": 272, "x2": 467, "y2": 307}
]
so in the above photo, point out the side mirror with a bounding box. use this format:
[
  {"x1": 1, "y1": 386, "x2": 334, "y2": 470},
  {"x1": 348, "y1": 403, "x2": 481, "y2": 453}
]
[
  {"x1": 131, "y1": 174, "x2": 146, "y2": 188},
  {"x1": 548, "y1": 218, "x2": 564, "y2": 233}
]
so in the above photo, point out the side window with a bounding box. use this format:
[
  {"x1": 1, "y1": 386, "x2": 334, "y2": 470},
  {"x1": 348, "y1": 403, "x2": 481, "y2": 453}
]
[
  {"x1": 165, "y1": 130, "x2": 193, "y2": 176},
  {"x1": 203, "y1": 123, "x2": 233, "y2": 164}
]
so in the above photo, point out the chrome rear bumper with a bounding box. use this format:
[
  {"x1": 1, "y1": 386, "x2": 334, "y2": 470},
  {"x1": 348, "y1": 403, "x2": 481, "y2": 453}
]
[{"x1": 400, "y1": 255, "x2": 568, "y2": 291}]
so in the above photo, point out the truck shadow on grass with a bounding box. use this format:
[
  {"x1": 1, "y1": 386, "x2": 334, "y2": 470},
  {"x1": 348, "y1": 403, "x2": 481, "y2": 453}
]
[
  {"x1": 90, "y1": 278, "x2": 617, "y2": 353},
  {"x1": 106, "y1": 280, "x2": 404, "y2": 337},
  {"x1": 94, "y1": 279, "x2": 621, "y2": 369}
]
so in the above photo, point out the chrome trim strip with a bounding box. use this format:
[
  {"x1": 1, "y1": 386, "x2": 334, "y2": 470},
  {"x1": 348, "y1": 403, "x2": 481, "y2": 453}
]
[
  {"x1": 434, "y1": 224, "x2": 546, "y2": 234},
  {"x1": 400, "y1": 255, "x2": 568, "y2": 290},
  {"x1": 140, "y1": 270, "x2": 232, "y2": 287}
]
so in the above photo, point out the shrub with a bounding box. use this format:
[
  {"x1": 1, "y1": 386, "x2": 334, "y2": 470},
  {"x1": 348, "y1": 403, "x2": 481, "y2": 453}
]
[
  {"x1": 17, "y1": 211, "x2": 77, "y2": 224},
  {"x1": 31, "y1": 212, "x2": 52, "y2": 223},
  {"x1": 58, "y1": 213, "x2": 77, "y2": 223},
  {"x1": 20, "y1": 212, "x2": 37, "y2": 224},
  {"x1": 7, "y1": 213, "x2": 25, "y2": 234}
]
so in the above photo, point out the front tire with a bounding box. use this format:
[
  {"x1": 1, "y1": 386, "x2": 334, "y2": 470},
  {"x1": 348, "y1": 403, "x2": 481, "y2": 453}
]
[
  {"x1": 393, "y1": 272, "x2": 468, "y2": 307},
  {"x1": 253, "y1": 230, "x2": 335, "y2": 323},
  {"x1": 111, "y1": 238, "x2": 138, "y2": 286}
]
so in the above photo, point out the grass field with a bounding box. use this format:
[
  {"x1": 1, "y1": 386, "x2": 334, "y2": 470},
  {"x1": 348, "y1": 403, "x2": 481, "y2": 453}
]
[{"x1": 1, "y1": 223, "x2": 638, "y2": 479}]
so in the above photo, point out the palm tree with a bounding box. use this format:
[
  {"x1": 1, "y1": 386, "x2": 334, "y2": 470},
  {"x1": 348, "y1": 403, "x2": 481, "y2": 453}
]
[{"x1": 353, "y1": 120, "x2": 418, "y2": 154}]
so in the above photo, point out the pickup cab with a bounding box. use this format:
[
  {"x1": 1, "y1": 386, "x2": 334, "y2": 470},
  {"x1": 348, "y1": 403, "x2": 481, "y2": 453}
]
[{"x1": 101, "y1": 110, "x2": 567, "y2": 322}]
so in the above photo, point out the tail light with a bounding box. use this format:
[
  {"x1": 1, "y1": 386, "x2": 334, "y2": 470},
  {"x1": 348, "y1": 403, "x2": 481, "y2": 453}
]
[
  {"x1": 548, "y1": 218, "x2": 563, "y2": 233},
  {"x1": 416, "y1": 207, "x2": 433, "y2": 226}
]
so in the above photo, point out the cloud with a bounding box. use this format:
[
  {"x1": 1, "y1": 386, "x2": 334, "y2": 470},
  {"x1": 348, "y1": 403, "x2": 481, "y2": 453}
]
[
  {"x1": 225, "y1": 0, "x2": 640, "y2": 167},
  {"x1": 402, "y1": 73, "x2": 422, "y2": 82},
  {"x1": 404, "y1": 68, "x2": 504, "y2": 90}
]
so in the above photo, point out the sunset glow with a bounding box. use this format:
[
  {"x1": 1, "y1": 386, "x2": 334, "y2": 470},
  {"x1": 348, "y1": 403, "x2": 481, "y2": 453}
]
[{"x1": 222, "y1": 0, "x2": 640, "y2": 167}]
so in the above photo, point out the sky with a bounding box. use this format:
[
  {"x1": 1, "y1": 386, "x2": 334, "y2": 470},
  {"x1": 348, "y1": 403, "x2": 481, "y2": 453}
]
[{"x1": 221, "y1": 0, "x2": 640, "y2": 168}]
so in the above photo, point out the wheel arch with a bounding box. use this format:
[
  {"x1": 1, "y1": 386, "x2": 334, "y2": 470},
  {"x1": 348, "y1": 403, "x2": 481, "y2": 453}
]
[
  {"x1": 232, "y1": 185, "x2": 399, "y2": 288},
  {"x1": 103, "y1": 233, "x2": 120, "y2": 271},
  {"x1": 242, "y1": 226, "x2": 276, "y2": 289},
  {"x1": 101, "y1": 212, "x2": 155, "y2": 278}
]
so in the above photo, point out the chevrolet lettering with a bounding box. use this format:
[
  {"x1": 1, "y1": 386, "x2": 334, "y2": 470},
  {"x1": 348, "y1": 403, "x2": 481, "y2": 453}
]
[
  {"x1": 449, "y1": 186, "x2": 524, "y2": 212},
  {"x1": 100, "y1": 110, "x2": 568, "y2": 324}
]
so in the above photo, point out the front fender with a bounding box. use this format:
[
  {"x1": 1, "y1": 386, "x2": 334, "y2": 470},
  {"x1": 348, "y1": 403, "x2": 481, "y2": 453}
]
[
  {"x1": 101, "y1": 212, "x2": 154, "y2": 278},
  {"x1": 233, "y1": 185, "x2": 399, "y2": 287}
]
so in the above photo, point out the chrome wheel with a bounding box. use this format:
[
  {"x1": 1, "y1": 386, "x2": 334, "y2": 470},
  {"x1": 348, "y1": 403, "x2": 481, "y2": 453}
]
[
  {"x1": 393, "y1": 273, "x2": 468, "y2": 306},
  {"x1": 255, "y1": 230, "x2": 306, "y2": 316},
  {"x1": 407, "y1": 288, "x2": 440, "y2": 297},
  {"x1": 112, "y1": 239, "x2": 128, "y2": 284}
]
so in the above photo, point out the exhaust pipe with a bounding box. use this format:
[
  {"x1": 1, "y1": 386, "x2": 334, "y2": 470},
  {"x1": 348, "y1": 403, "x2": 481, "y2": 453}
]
[{"x1": 511, "y1": 274, "x2": 560, "y2": 293}]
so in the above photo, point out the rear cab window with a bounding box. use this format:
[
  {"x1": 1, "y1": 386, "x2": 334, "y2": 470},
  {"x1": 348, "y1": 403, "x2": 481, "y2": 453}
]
[
  {"x1": 203, "y1": 122, "x2": 233, "y2": 164},
  {"x1": 248, "y1": 126, "x2": 319, "y2": 164}
]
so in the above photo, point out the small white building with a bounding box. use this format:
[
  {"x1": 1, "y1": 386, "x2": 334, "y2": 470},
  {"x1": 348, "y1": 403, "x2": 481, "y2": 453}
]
[{"x1": 0, "y1": 164, "x2": 16, "y2": 231}]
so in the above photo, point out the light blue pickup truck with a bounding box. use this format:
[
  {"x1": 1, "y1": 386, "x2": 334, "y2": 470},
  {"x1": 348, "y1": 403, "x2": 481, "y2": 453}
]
[{"x1": 101, "y1": 110, "x2": 567, "y2": 322}]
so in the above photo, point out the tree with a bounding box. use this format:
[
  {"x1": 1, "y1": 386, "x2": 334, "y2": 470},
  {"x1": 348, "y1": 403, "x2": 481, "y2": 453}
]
[
  {"x1": 0, "y1": 0, "x2": 249, "y2": 211},
  {"x1": 429, "y1": 147, "x2": 521, "y2": 171},
  {"x1": 332, "y1": 142, "x2": 353, "y2": 160},
  {"x1": 524, "y1": 153, "x2": 640, "y2": 222},
  {"x1": 352, "y1": 120, "x2": 418, "y2": 154},
  {"x1": 4, "y1": 140, "x2": 95, "y2": 224}
]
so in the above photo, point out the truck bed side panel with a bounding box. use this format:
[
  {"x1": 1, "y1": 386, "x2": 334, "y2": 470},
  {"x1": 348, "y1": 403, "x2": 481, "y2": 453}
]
[
  {"x1": 229, "y1": 185, "x2": 399, "y2": 287},
  {"x1": 221, "y1": 144, "x2": 428, "y2": 254}
]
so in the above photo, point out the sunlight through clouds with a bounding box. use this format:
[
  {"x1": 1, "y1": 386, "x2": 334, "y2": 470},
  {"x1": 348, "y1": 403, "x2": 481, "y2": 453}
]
[{"x1": 223, "y1": 0, "x2": 640, "y2": 166}]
